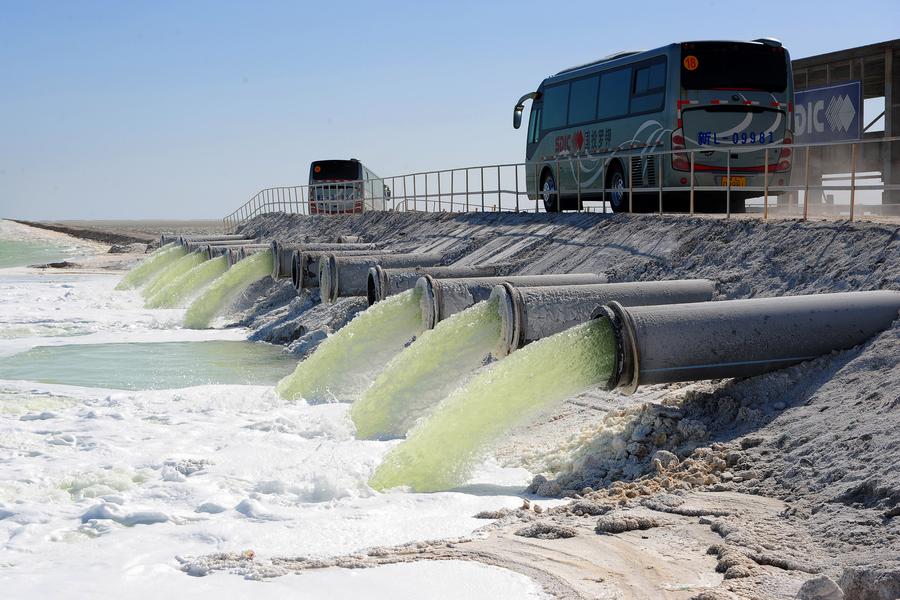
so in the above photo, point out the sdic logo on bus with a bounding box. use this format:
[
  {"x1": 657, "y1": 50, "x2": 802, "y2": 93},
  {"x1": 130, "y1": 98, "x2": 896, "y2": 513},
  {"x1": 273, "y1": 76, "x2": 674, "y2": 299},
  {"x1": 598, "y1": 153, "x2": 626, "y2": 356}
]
[{"x1": 683, "y1": 55, "x2": 699, "y2": 71}]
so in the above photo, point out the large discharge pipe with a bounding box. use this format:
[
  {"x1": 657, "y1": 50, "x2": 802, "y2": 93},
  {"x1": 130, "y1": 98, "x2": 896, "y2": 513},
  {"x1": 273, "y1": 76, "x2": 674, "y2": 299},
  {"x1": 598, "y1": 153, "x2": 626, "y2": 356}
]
[
  {"x1": 290, "y1": 249, "x2": 391, "y2": 291},
  {"x1": 160, "y1": 234, "x2": 248, "y2": 246},
  {"x1": 492, "y1": 279, "x2": 716, "y2": 356},
  {"x1": 270, "y1": 240, "x2": 378, "y2": 279},
  {"x1": 417, "y1": 273, "x2": 607, "y2": 330},
  {"x1": 597, "y1": 291, "x2": 900, "y2": 393},
  {"x1": 367, "y1": 265, "x2": 499, "y2": 306},
  {"x1": 320, "y1": 253, "x2": 445, "y2": 303}
]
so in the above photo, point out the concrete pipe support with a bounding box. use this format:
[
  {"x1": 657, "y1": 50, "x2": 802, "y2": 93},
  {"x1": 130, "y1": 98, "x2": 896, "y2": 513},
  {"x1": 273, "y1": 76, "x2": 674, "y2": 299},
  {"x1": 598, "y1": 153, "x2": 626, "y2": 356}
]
[
  {"x1": 417, "y1": 273, "x2": 607, "y2": 331},
  {"x1": 492, "y1": 279, "x2": 716, "y2": 356},
  {"x1": 320, "y1": 253, "x2": 445, "y2": 303},
  {"x1": 291, "y1": 249, "x2": 390, "y2": 291},
  {"x1": 367, "y1": 265, "x2": 499, "y2": 306},
  {"x1": 270, "y1": 240, "x2": 377, "y2": 279},
  {"x1": 598, "y1": 291, "x2": 900, "y2": 394}
]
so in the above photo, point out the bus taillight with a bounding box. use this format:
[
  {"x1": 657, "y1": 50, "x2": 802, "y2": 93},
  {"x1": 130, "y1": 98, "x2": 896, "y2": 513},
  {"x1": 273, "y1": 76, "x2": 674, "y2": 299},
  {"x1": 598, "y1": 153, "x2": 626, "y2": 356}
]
[
  {"x1": 775, "y1": 130, "x2": 792, "y2": 172},
  {"x1": 671, "y1": 129, "x2": 690, "y2": 171}
]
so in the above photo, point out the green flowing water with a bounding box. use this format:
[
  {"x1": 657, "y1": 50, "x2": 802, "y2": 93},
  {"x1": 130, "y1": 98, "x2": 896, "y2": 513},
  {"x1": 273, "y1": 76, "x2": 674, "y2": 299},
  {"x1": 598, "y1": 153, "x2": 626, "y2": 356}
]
[
  {"x1": 369, "y1": 318, "x2": 617, "y2": 492},
  {"x1": 115, "y1": 244, "x2": 184, "y2": 290},
  {"x1": 141, "y1": 251, "x2": 208, "y2": 300},
  {"x1": 0, "y1": 340, "x2": 296, "y2": 390},
  {"x1": 183, "y1": 250, "x2": 273, "y2": 329},
  {"x1": 352, "y1": 299, "x2": 500, "y2": 440},
  {"x1": 276, "y1": 289, "x2": 423, "y2": 403},
  {"x1": 145, "y1": 255, "x2": 228, "y2": 309}
]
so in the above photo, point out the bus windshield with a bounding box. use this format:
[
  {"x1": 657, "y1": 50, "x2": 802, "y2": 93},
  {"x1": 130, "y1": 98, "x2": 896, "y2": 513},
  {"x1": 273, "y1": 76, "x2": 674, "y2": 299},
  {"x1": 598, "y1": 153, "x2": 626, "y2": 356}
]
[
  {"x1": 310, "y1": 160, "x2": 362, "y2": 181},
  {"x1": 681, "y1": 42, "x2": 787, "y2": 93}
]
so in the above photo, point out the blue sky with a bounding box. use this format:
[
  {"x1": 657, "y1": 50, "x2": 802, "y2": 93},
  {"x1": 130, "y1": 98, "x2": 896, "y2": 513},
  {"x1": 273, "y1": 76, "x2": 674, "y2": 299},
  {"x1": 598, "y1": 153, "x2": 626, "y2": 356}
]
[{"x1": 1, "y1": 0, "x2": 897, "y2": 219}]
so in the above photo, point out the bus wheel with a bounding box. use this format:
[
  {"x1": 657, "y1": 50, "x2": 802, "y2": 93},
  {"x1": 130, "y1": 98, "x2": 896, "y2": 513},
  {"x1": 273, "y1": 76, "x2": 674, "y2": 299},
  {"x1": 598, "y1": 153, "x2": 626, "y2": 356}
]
[
  {"x1": 607, "y1": 163, "x2": 628, "y2": 212},
  {"x1": 541, "y1": 171, "x2": 559, "y2": 212}
]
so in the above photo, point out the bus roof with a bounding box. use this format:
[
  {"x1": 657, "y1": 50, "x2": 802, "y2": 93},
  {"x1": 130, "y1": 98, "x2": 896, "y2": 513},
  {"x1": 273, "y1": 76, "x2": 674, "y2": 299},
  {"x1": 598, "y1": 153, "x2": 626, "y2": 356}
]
[{"x1": 543, "y1": 40, "x2": 784, "y2": 85}]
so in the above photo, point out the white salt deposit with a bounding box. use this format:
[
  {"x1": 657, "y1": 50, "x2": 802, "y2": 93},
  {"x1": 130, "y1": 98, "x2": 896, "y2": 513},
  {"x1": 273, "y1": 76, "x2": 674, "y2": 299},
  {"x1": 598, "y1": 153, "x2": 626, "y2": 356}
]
[{"x1": 0, "y1": 229, "x2": 546, "y2": 598}]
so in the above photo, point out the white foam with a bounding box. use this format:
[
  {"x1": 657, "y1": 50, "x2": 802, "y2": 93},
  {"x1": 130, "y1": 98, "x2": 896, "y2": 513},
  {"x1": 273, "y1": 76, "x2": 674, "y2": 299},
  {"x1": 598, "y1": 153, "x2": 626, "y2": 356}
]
[{"x1": 0, "y1": 267, "x2": 542, "y2": 597}]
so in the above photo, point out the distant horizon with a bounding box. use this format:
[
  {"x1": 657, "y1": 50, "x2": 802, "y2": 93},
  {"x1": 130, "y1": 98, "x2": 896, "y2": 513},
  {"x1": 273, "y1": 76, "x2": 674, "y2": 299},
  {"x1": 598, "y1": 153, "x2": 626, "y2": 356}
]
[{"x1": 2, "y1": 1, "x2": 897, "y2": 220}]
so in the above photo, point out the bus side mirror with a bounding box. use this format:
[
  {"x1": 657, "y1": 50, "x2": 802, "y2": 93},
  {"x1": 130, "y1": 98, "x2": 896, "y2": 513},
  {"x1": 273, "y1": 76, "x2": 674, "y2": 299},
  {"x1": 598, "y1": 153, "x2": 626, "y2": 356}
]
[{"x1": 513, "y1": 105, "x2": 523, "y2": 129}]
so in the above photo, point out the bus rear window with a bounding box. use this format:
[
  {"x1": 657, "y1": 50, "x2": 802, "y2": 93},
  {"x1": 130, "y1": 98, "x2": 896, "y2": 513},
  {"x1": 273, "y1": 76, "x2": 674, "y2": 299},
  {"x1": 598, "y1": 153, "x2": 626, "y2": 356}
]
[
  {"x1": 311, "y1": 160, "x2": 361, "y2": 181},
  {"x1": 680, "y1": 42, "x2": 787, "y2": 93}
]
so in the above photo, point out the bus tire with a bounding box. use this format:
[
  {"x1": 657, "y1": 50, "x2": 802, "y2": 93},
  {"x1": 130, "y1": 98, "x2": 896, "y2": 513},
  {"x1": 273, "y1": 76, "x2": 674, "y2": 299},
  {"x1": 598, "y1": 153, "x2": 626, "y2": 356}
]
[
  {"x1": 541, "y1": 170, "x2": 559, "y2": 212},
  {"x1": 606, "y1": 162, "x2": 628, "y2": 213}
]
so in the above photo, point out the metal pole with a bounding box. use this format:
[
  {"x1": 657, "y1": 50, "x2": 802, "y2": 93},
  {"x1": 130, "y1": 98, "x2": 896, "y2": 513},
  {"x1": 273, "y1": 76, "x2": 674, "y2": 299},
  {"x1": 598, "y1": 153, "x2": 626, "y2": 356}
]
[
  {"x1": 576, "y1": 158, "x2": 582, "y2": 212},
  {"x1": 628, "y1": 158, "x2": 633, "y2": 213},
  {"x1": 726, "y1": 153, "x2": 731, "y2": 218},
  {"x1": 601, "y1": 160, "x2": 606, "y2": 214},
  {"x1": 515, "y1": 164, "x2": 520, "y2": 212},
  {"x1": 480, "y1": 166, "x2": 485, "y2": 212},
  {"x1": 763, "y1": 148, "x2": 769, "y2": 221},
  {"x1": 497, "y1": 165, "x2": 502, "y2": 211},
  {"x1": 413, "y1": 174, "x2": 418, "y2": 212},
  {"x1": 450, "y1": 171, "x2": 455, "y2": 211},
  {"x1": 803, "y1": 146, "x2": 810, "y2": 221},
  {"x1": 657, "y1": 153, "x2": 663, "y2": 215},
  {"x1": 403, "y1": 176, "x2": 408, "y2": 212},
  {"x1": 466, "y1": 169, "x2": 470, "y2": 212},
  {"x1": 438, "y1": 171, "x2": 442, "y2": 212},
  {"x1": 689, "y1": 151, "x2": 695, "y2": 216},
  {"x1": 555, "y1": 159, "x2": 561, "y2": 212},
  {"x1": 850, "y1": 142, "x2": 858, "y2": 221}
]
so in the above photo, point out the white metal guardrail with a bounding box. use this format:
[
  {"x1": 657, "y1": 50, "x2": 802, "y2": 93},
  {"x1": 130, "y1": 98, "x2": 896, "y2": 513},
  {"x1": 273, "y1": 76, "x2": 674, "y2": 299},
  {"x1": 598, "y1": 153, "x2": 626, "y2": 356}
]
[{"x1": 223, "y1": 136, "x2": 900, "y2": 232}]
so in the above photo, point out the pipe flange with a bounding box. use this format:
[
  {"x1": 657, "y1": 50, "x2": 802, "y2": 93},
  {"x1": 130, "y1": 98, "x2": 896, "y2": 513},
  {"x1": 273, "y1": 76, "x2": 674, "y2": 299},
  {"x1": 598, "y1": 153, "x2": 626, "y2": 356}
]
[
  {"x1": 417, "y1": 275, "x2": 438, "y2": 331},
  {"x1": 605, "y1": 301, "x2": 641, "y2": 394},
  {"x1": 492, "y1": 282, "x2": 523, "y2": 357}
]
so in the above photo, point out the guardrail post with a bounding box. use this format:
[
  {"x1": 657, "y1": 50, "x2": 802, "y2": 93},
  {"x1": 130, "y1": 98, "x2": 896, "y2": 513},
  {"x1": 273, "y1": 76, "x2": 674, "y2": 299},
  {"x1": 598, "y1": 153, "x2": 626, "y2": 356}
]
[
  {"x1": 437, "y1": 171, "x2": 442, "y2": 212},
  {"x1": 576, "y1": 157, "x2": 582, "y2": 212},
  {"x1": 803, "y1": 146, "x2": 810, "y2": 221},
  {"x1": 480, "y1": 166, "x2": 485, "y2": 212},
  {"x1": 628, "y1": 158, "x2": 633, "y2": 213},
  {"x1": 850, "y1": 142, "x2": 858, "y2": 221},
  {"x1": 466, "y1": 169, "x2": 470, "y2": 212},
  {"x1": 403, "y1": 176, "x2": 408, "y2": 212},
  {"x1": 515, "y1": 164, "x2": 520, "y2": 212},
  {"x1": 689, "y1": 151, "x2": 695, "y2": 216},
  {"x1": 726, "y1": 153, "x2": 731, "y2": 218},
  {"x1": 657, "y1": 153, "x2": 663, "y2": 215},
  {"x1": 763, "y1": 148, "x2": 769, "y2": 221},
  {"x1": 555, "y1": 159, "x2": 561, "y2": 212},
  {"x1": 450, "y1": 171, "x2": 455, "y2": 212},
  {"x1": 496, "y1": 165, "x2": 502, "y2": 211}
]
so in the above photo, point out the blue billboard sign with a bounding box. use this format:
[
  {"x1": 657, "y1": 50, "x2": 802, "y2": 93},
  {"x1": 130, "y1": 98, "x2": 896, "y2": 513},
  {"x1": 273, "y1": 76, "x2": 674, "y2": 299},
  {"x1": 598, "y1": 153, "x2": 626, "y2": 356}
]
[{"x1": 794, "y1": 81, "x2": 861, "y2": 144}]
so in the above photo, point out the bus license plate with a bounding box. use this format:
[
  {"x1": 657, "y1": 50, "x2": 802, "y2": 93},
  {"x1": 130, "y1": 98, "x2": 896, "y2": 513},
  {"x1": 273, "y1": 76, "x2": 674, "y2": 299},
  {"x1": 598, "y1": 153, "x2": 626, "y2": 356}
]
[{"x1": 721, "y1": 176, "x2": 747, "y2": 188}]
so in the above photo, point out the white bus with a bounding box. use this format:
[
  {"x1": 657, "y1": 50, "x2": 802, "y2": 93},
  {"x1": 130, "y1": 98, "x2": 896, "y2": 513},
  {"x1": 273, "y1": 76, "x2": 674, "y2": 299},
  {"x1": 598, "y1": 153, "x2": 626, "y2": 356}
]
[{"x1": 308, "y1": 159, "x2": 390, "y2": 214}]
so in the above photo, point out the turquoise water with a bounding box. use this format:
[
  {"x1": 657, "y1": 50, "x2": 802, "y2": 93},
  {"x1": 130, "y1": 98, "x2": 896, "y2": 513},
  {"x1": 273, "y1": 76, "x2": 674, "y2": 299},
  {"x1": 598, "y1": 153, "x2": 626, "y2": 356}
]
[
  {"x1": 0, "y1": 239, "x2": 84, "y2": 269},
  {"x1": 0, "y1": 340, "x2": 297, "y2": 390}
]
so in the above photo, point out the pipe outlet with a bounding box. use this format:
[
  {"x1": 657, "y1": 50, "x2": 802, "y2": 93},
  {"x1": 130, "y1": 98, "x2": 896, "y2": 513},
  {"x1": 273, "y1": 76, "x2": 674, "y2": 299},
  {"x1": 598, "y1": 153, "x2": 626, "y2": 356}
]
[
  {"x1": 492, "y1": 280, "x2": 716, "y2": 357},
  {"x1": 598, "y1": 291, "x2": 900, "y2": 394},
  {"x1": 416, "y1": 273, "x2": 607, "y2": 331},
  {"x1": 270, "y1": 241, "x2": 377, "y2": 279},
  {"x1": 320, "y1": 253, "x2": 445, "y2": 303},
  {"x1": 367, "y1": 265, "x2": 499, "y2": 306}
]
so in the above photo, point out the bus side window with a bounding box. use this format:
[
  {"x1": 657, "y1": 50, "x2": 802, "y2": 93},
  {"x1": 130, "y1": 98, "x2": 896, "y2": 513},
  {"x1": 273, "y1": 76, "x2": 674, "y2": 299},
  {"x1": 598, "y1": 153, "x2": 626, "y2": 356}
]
[
  {"x1": 597, "y1": 68, "x2": 631, "y2": 120},
  {"x1": 630, "y1": 59, "x2": 666, "y2": 114},
  {"x1": 568, "y1": 76, "x2": 599, "y2": 125},
  {"x1": 541, "y1": 84, "x2": 569, "y2": 132},
  {"x1": 527, "y1": 105, "x2": 542, "y2": 143}
]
